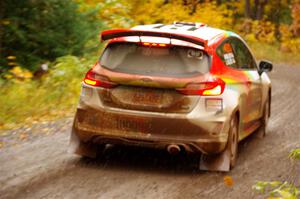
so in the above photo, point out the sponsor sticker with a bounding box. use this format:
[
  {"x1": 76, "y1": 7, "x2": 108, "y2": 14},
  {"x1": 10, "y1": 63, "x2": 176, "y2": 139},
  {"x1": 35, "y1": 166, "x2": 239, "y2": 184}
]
[{"x1": 224, "y1": 52, "x2": 236, "y2": 65}]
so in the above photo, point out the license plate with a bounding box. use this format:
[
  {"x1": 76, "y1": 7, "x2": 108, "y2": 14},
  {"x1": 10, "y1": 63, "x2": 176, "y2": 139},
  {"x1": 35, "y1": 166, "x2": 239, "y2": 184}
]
[
  {"x1": 132, "y1": 90, "x2": 162, "y2": 105},
  {"x1": 116, "y1": 116, "x2": 151, "y2": 132}
]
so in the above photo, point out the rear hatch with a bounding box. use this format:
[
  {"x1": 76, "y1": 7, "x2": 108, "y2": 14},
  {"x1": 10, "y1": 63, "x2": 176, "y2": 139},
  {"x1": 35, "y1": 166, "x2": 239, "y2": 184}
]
[{"x1": 94, "y1": 42, "x2": 211, "y2": 113}]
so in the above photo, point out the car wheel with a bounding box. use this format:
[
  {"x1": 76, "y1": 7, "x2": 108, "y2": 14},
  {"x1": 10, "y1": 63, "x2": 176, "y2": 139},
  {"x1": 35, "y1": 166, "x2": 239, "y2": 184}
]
[
  {"x1": 227, "y1": 115, "x2": 239, "y2": 168},
  {"x1": 257, "y1": 97, "x2": 270, "y2": 138},
  {"x1": 199, "y1": 115, "x2": 239, "y2": 171}
]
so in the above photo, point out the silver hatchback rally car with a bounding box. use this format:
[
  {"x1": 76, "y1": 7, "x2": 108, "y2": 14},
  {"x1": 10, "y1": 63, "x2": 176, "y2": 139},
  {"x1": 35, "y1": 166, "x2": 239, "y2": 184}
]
[{"x1": 69, "y1": 22, "x2": 272, "y2": 171}]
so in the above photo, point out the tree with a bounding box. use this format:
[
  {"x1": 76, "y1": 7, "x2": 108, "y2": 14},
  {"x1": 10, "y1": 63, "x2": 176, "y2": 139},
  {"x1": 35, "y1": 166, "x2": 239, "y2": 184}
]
[{"x1": 0, "y1": 0, "x2": 103, "y2": 71}]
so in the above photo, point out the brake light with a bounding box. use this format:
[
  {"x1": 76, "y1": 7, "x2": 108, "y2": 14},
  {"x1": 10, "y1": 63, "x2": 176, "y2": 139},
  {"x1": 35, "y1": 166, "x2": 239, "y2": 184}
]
[
  {"x1": 176, "y1": 78, "x2": 225, "y2": 96},
  {"x1": 202, "y1": 85, "x2": 222, "y2": 95},
  {"x1": 142, "y1": 42, "x2": 168, "y2": 47},
  {"x1": 84, "y1": 69, "x2": 117, "y2": 88}
]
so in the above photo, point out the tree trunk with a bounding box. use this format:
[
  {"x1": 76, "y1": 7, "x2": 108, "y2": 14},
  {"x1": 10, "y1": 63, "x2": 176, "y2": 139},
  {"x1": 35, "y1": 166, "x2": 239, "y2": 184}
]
[
  {"x1": 254, "y1": 0, "x2": 259, "y2": 19},
  {"x1": 274, "y1": 0, "x2": 281, "y2": 41},
  {"x1": 255, "y1": 0, "x2": 268, "y2": 20},
  {"x1": 245, "y1": 0, "x2": 252, "y2": 18},
  {"x1": 216, "y1": 0, "x2": 222, "y2": 5},
  {"x1": 0, "y1": 0, "x2": 3, "y2": 63},
  {"x1": 190, "y1": 0, "x2": 200, "y2": 14}
]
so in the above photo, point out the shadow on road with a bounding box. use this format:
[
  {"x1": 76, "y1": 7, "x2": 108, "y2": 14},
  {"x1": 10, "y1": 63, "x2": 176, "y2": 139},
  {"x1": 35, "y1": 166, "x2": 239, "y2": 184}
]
[
  {"x1": 74, "y1": 131, "x2": 263, "y2": 175},
  {"x1": 76, "y1": 145, "x2": 203, "y2": 175}
]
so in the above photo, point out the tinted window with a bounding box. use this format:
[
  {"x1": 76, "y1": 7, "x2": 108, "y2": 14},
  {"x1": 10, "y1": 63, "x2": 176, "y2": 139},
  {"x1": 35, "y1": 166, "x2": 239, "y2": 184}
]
[
  {"x1": 216, "y1": 41, "x2": 239, "y2": 69},
  {"x1": 100, "y1": 43, "x2": 210, "y2": 77},
  {"x1": 231, "y1": 38, "x2": 257, "y2": 70}
]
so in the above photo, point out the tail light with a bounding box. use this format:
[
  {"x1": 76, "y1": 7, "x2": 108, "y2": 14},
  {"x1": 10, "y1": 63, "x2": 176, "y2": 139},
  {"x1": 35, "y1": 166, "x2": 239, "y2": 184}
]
[
  {"x1": 176, "y1": 77, "x2": 225, "y2": 96},
  {"x1": 84, "y1": 69, "x2": 117, "y2": 88},
  {"x1": 142, "y1": 42, "x2": 169, "y2": 47}
]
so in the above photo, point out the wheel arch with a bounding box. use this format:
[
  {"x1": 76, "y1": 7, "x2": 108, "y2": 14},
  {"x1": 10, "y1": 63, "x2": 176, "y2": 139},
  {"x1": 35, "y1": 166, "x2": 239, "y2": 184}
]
[{"x1": 229, "y1": 107, "x2": 241, "y2": 139}]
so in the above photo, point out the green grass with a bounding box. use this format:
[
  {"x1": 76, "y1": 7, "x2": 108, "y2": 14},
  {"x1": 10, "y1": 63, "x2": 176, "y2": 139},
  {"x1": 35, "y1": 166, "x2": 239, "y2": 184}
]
[
  {"x1": 249, "y1": 42, "x2": 300, "y2": 65},
  {"x1": 0, "y1": 55, "x2": 96, "y2": 130}
]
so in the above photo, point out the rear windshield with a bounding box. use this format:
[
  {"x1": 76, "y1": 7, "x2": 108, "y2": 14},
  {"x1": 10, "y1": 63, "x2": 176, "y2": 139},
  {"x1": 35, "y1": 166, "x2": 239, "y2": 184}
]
[{"x1": 99, "y1": 43, "x2": 210, "y2": 77}]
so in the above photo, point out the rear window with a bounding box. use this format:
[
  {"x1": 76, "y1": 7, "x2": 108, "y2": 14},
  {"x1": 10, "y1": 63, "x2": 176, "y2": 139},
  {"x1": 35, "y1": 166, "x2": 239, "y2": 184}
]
[{"x1": 99, "y1": 43, "x2": 210, "y2": 77}]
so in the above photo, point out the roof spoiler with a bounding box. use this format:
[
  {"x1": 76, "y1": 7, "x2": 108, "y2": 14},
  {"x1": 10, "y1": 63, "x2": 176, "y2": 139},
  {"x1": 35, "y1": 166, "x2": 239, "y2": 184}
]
[{"x1": 100, "y1": 29, "x2": 208, "y2": 48}]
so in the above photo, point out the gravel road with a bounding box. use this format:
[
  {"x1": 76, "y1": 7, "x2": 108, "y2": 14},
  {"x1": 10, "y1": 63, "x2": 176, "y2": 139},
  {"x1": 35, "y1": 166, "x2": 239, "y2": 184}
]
[{"x1": 0, "y1": 64, "x2": 299, "y2": 199}]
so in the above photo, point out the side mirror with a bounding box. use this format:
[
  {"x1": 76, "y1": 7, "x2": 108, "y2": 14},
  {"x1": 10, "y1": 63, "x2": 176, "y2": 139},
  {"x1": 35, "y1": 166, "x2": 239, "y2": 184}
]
[{"x1": 258, "y1": 60, "x2": 273, "y2": 75}]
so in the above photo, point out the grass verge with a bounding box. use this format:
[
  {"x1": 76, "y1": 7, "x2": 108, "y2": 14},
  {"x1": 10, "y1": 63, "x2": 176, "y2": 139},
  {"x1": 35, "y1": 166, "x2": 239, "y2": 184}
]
[
  {"x1": 0, "y1": 55, "x2": 96, "y2": 130},
  {"x1": 249, "y1": 42, "x2": 300, "y2": 65}
]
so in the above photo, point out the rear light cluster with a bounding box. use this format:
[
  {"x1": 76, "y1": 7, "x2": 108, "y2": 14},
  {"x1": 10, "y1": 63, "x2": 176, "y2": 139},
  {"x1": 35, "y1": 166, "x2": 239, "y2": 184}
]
[
  {"x1": 176, "y1": 77, "x2": 225, "y2": 96},
  {"x1": 84, "y1": 69, "x2": 117, "y2": 88},
  {"x1": 84, "y1": 69, "x2": 225, "y2": 96}
]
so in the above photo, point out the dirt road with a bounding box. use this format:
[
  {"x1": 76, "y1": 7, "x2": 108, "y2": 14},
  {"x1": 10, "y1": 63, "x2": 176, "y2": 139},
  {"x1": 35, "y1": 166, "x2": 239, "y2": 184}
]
[{"x1": 1, "y1": 64, "x2": 299, "y2": 199}]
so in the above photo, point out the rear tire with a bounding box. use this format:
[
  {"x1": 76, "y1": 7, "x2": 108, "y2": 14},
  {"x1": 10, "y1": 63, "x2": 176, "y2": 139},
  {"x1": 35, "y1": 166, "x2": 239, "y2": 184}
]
[
  {"x1": 257, "y1": 97, "x2": 270, "y2": 138},
  {"x1": 199, "y1": 115, "x2": 239, "y2": 171},
  {"x1": 227, "y1": 115, "x2": 239, "y2": 168}
]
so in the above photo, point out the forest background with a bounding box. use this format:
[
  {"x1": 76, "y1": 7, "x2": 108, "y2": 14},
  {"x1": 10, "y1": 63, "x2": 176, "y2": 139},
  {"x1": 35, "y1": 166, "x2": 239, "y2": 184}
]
[{"x1": 1, "y1": 0, "x2": 300, "y2": 129}]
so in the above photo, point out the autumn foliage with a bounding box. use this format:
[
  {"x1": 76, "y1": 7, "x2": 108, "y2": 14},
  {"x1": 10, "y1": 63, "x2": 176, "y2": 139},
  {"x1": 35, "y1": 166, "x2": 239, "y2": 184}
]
[
  {"x1": 88, "y1": 0, "x2": 300, "y2": 53},
  {"x1": 1, "y1": 0, "x2": 300, "y2": 74}
]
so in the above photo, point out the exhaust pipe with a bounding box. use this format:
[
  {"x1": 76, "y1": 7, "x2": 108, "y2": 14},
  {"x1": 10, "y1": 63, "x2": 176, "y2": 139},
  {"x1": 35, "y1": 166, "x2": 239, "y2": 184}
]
[{"x1": 167, "y1": 144, "x2": 180, "y2": 155}]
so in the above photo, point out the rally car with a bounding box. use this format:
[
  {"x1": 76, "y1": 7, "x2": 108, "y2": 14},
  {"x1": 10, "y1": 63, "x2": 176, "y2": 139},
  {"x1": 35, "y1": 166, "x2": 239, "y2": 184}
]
[{"x1": 69, "y1": 22, "x2": 272, "y2": 171}]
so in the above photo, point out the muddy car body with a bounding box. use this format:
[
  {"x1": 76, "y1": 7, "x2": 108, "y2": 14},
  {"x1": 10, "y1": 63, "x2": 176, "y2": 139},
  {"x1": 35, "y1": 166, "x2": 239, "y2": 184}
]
[{"x1": 70, "y1": 22, "x2": 272, "y2": 171}]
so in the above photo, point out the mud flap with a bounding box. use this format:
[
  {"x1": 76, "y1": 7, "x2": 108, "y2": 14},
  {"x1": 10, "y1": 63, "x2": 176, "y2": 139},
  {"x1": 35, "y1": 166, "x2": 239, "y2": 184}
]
[
  {"x1": 69, "y1": 126, "x2": 97, "y2": 158},
  {"x1": 199, "y1": 150, "x2": 231, "y2": 172}
]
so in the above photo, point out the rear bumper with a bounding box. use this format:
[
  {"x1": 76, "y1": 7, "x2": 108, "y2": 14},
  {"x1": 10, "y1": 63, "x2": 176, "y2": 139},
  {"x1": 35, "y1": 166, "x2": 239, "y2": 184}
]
[{"x1": 72, "y1": 105, "x2": 229, "y2": 154}]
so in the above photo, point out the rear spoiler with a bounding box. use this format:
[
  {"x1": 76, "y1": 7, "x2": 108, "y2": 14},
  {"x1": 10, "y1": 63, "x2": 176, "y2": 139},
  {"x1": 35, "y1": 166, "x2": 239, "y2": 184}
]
[{"x1": 100, "y1": 29, "x2": 208, "y2": 49}]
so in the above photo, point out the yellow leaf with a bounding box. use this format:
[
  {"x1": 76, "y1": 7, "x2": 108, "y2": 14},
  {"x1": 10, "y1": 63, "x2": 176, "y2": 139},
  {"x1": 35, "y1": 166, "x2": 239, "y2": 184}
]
[
  {"x1": 2, "y1": 20, "x2": 10, "y2": 25},
  {"x1": 23, "y1": 71, "x2": 33, "y2": 79},
  {"x1": 224, "y1": 175, "x2": 234, "y2": 187},
  {"x1": 8, "y1": 62, "x2": 17, "y2": 66},
  {"x1": 7, "y1": 56, "x2": 16, "y2": 60},
  {"x1": 4, "y1": 74, "x2": 13, "y2": 79}
]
